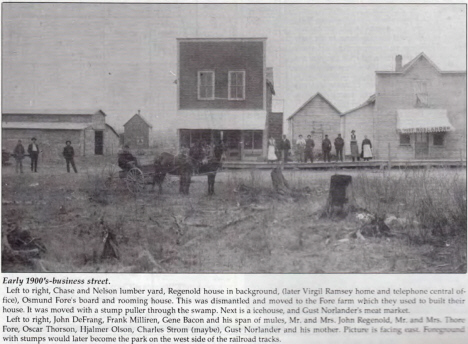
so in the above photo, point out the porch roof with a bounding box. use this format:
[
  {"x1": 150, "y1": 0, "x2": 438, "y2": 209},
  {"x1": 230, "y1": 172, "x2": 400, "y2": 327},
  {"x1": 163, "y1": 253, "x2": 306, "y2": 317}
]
[
  {"x1": 176, "y1": 110, "x2": 267, "y2": 130},
  {"x1": 396, "y1": 109, "x2": 454, "y2": 134},
  {"x1": 2, "y1": 122, "x2": 91, "y2": 130}
]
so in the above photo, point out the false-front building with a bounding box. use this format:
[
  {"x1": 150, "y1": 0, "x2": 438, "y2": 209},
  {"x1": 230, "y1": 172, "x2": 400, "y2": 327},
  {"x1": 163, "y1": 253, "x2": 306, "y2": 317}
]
[{"x1": 175, "y1": 38, "x2": 281, "y2": 161}]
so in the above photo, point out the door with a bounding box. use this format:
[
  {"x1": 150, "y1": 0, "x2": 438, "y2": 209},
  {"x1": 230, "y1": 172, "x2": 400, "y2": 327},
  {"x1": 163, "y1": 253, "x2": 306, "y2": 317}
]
[
  {"x1": 95, "y1": 131, "x2": 103, "y2": 155},
  {"x1": 243, "y1": 130, "x2": 263, "y2": 160},
  {"x1": 223, "y1": 130, "x2": 241, "y2": 161},
  {"x1": 414, "y1": 133, "x2": 429, "y2": 159}
]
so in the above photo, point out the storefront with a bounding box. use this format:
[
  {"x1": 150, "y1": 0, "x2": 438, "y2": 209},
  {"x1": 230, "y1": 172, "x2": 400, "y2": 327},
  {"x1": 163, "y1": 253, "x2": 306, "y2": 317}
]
[
  {"x1": 396, "y1": 109, "x2": 455, "y2": 159},
  {"x1": 178, "y1": 129, "x2": 263, "y2": 161}
]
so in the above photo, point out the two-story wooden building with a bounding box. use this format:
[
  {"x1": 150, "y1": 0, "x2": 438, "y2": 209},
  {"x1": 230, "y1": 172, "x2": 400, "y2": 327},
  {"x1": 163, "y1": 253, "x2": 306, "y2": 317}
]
[
  {"x1": 373, "y1": 53, "x2": 466, "y2": 160},
  {"x1": 175, "y1": 38, "x2": 280, "y2": 161}
]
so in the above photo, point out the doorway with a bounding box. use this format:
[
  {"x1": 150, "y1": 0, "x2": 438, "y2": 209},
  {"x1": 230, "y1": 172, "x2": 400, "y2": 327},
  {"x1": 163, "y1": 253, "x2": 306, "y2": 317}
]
[
  {"x1": 414, "y1": 133, "x2": 429, "y2": 159},
  {"x1": 95, "y1": 131, "x2": 103, "y2": 155}
]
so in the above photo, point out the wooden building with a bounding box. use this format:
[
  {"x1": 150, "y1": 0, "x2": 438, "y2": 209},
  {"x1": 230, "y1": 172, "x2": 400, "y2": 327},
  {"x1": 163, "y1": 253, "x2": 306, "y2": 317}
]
[
  {"x1": 175, "y1": 38, "x2": 281, "y2": 161},
  {"x1": 340, "y1": 95, "x2": 375, "y2": 157},
  {"x1": 374, "y1": 53, "x2": 466, "y2": 160},
  {"x1": 2, "y1": 109, "x2": 119, "y2": 159},
  {"x1": 123, "y1": 112, "x2": 152, "y2": 149},
  {"x1": 340, "y1": 53, "x2": 466, "y2": 160},
  {"x1": 288, "y1": 92, "x2": 342, "y2": 150}
]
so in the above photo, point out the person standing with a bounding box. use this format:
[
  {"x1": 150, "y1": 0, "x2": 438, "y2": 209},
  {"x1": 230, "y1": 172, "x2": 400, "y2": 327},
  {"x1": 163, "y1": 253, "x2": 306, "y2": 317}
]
[
  {"x1": 322, "y1": 135, "x2": 332, "y2": 162},
  {"x1": 13, "y1": 140, "x2": 25, "y2": 173},
  {"x1": 63, "y1": 141, "x2": 78, "y2": 173},
  {"x1": 282, "y1": 135, "x2": 291, "y2": 163},
  {"x1": 27, "y1": 137, "x2": 39, "y2": 172},
  {"x1": 267, "y1": 137, "x2": 277, "y2": 163},
  {"x1": 295, "y1": 134, "x2": 306, "y2": 162},
  {"x1": 350, "y1": 130, "x2": 360, "y2": 162},
  {"x1": 334, "y1": 134, "x2": 345, "y2": 162},
  {"x1": 362, "y1": 136, "x2": 373, "y2": 161},
  {"x1": 304, "y1": 135, "x2": 315, "y2": 163}
]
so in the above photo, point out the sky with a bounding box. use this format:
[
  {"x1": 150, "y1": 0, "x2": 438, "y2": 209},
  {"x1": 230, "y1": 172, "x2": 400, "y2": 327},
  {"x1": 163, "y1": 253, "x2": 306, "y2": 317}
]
[{"x1": 2, "y1": 3, "x2": 466, "y2": 132}]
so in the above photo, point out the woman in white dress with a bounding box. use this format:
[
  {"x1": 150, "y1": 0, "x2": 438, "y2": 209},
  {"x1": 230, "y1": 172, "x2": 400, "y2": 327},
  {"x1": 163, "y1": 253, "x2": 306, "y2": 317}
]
[
  {"x1": 267, "y1": 137, "x2": 277, "y2": 163},
  {"x1": 361, "y1": 135, "x2": 373, "y2": 161}
]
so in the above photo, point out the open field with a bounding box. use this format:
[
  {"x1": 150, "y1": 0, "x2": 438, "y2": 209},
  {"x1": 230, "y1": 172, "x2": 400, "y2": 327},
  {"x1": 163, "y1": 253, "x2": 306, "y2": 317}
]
[{"x1": 2, "y1": 155, "x2": 466, "y2": 273}]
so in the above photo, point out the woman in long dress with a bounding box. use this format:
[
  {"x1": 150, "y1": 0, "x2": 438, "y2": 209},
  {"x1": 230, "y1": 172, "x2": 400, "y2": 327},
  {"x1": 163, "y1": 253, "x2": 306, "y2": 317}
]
[
  {"x1": 350, "y1": 130, "x2": 360, "y2": 162},
  {"x1": 361, "y1": 135, "x2": 373, "y2": 161},
  {"x1": 267, "y1": 137, "x2": 277, "y2": 163}
]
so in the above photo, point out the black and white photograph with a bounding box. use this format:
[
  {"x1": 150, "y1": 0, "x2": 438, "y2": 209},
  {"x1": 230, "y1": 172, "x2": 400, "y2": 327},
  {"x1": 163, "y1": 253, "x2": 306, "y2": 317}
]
[{"x1": 2, "y1": 3, "x2": 466, "y2": 274}]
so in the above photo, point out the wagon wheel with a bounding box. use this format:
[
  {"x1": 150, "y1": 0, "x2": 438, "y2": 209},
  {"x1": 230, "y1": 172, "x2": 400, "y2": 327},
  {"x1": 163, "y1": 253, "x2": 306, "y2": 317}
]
[
  {"x1": 103, "y1": 163, "x2": 119, "y2": 189},
  {"x1": 126, "y1": 168, "x2": 145, "y2": 194}
]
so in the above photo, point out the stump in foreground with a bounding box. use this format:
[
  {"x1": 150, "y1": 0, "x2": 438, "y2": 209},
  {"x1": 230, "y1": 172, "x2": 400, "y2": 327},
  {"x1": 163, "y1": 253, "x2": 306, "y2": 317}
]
[
  {"x1": 324, "y1": 174, "x2": 355, "y2": 218},
  {"x1": 271, "y1": 166, "x2": 290, "y2": 195}
]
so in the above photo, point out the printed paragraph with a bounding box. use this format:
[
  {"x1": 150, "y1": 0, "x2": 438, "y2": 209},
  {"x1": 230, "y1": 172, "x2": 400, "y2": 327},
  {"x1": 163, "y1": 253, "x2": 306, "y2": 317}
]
[{"x1": 2, "y1": 278, "x2": 467, "y2": 343}]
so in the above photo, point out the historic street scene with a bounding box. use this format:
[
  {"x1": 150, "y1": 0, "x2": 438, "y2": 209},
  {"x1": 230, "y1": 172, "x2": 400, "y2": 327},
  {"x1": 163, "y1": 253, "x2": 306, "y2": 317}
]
[{"x1": 2, "y1": 3, "x2": 466, "y2": 273}]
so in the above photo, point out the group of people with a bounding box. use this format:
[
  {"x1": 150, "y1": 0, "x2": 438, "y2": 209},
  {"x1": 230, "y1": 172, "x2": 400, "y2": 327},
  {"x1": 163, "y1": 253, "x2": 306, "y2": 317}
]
[
  {"x1": 267, "y1": 130, "x2": 373, "y2": 163},
  {"x1": 12, "y1": 137, "x2": 78, "y2": 174}
]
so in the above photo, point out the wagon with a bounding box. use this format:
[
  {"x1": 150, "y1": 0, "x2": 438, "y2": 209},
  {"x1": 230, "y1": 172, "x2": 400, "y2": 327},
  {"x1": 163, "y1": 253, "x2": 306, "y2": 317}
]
[{"x1": 118, "y1": 165, "x2": 156, "y2": 194}]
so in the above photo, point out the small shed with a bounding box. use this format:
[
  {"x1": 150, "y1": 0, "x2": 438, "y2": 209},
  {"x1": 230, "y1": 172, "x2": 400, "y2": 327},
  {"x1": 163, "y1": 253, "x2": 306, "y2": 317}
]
[{"x1": 123, "y1": 112, "x2": 152, "y2": 149}]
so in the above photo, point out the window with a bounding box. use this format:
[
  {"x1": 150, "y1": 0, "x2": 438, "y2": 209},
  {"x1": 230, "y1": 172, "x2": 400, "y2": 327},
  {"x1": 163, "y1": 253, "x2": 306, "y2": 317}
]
[
  {"x1": 243, "y1": 130, "x2": 263, "y2": 150},
  {"x1": 433, "y1": 132, "x2": 445, "y2": 146},
  {"x1": 399, "y1": 133, "x2": 411, "y2": 145},
  {"x1": 414, "y1": 80, "x2": 428, "y2": 107},
  {"x1": 198, "y1": 71, "x2": 215, "y2": 100},
  {"x1": 228, "y1": 71, "x2": 245, "y2": 100}
]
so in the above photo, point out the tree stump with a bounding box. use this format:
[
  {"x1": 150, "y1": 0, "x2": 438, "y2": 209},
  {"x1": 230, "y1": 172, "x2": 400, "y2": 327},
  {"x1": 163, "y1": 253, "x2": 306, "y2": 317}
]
[
  {"x1": 324, "y1": 174, "x2": 355, "y2": 218},
  {"x1": 271, "y1": 166, "x2": 290, "y2": 195}
]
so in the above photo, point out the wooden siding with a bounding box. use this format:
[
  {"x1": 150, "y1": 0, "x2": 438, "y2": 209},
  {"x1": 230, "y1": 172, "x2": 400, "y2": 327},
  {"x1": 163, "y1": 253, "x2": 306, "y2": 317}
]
[
  {"x1": 178, "y1": 41, "x2": 264, "y2": 110},
  {"x1": 341, "y1": 102, "x2": 375, "y2": 156},
  {"x1": 375, "y1": 57, "x2": 466, "y2": 160},
  {"x1": 124, "y1": 115, "x2": 150, "y2": 148},
  {"x1": 289, "y1": 95, "x2": 341, "y2": 151}
]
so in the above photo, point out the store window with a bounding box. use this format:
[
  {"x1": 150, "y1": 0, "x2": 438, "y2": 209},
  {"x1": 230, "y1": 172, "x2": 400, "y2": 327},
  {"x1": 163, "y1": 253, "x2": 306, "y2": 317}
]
[
  {"x1": 399, "y1": 133, "x2": 411, "y2": 145},
  {"x1": 433, "y1": 132, "x2": 445, "y2": 146}
]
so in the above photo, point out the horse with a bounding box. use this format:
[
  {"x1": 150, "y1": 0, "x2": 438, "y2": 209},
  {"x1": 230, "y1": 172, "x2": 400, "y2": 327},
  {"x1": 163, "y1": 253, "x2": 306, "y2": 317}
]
[{"x1": 152, "y1": 152, "x2": 222, "y2": 195}]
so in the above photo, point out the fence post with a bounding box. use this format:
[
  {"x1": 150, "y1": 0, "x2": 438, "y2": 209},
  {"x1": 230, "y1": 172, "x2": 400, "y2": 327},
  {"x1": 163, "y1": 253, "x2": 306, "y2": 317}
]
[{"x1": 387, "y1": 143, "x2": 391, "y2": 170}]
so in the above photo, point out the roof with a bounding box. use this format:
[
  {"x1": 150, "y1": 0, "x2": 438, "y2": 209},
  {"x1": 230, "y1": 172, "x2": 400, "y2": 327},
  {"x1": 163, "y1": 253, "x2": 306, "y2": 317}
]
[
  {"x1": 2, "y1": 122, "x2": 91, "y2": 130},
  {"x1": 396, "y1": 109, "x2": 454, "y2": 134},
  {"x1": 341, "y1": 94, "x2": 376, "y2": 116},
  {"x1": 124, "y1": 113, "x2": 153, "y2": 128},
  {"x1": 177, "y1": 37, "x2": 267, "y2": 41},
  {"x1": 376, "y1": 53, "x2": 466, "y2": 75},
  {"x1": 176, "y1": 110, "x2": 266, "y2": 130},
  {"x1": 2, "y1": 109, "x2": 106, "y2": 116},
  {"x1": 106, "y1": 123, "x2": 120, "y2": 137},
  {"x1": 288, "y1": 92, "x2": 341, "y2": 120}
]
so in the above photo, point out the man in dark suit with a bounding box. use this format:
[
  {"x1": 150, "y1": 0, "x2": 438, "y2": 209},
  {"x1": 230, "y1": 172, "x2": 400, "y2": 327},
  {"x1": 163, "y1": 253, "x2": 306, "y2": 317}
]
[
  {"x1": 334, "y1": 134, "x2": 345, "y2": 162},
  {"x1": 63, "y1": 141, "x2": 78, "y2": 173},
  {"x1": 27, "y1": 137, "x2": 39, "y2": 172},
  {"x1": 304, "y1": 135, "x2": 315, "y2": 163},
  {"x1": 322, "y1": 135, "x2": 332, "y2": 162}
]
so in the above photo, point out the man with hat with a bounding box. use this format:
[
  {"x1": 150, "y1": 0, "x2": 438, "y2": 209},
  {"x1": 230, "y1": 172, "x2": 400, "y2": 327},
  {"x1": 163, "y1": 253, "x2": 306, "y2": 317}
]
[
  {"x1": 27, "y1": 137, "x2": 39, "y2": 172},
  {"x1": 118, "y1": 144, "x2": 138, "y2": 171},
  {"x1": 322, "y1": 134, "x2": 332, "y2": 162},
  {"x1": 63, "y1": 140, "x2": 78, "y2": 173},
  {"x1": 334, "y1": 133, "x2": 345, "y2": 162}
]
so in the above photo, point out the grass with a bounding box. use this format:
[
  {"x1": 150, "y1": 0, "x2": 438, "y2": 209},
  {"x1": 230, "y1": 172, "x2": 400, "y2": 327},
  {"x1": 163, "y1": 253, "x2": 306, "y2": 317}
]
[{"x1": 2, "y1": 162, "x2": 466, "y2": 273}]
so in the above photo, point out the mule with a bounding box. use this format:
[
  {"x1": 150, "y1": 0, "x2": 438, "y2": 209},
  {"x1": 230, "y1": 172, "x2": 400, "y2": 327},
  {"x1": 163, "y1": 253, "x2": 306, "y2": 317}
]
[{"x1": 152, "y1": 152, "x2": 221, "y2": 195}]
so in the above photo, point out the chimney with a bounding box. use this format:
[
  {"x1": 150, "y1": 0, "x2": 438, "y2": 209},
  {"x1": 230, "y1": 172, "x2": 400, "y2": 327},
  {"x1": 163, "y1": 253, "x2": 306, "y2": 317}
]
[{"x1": 395, "y1": 55, "x2": 403, "y2": 72}]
